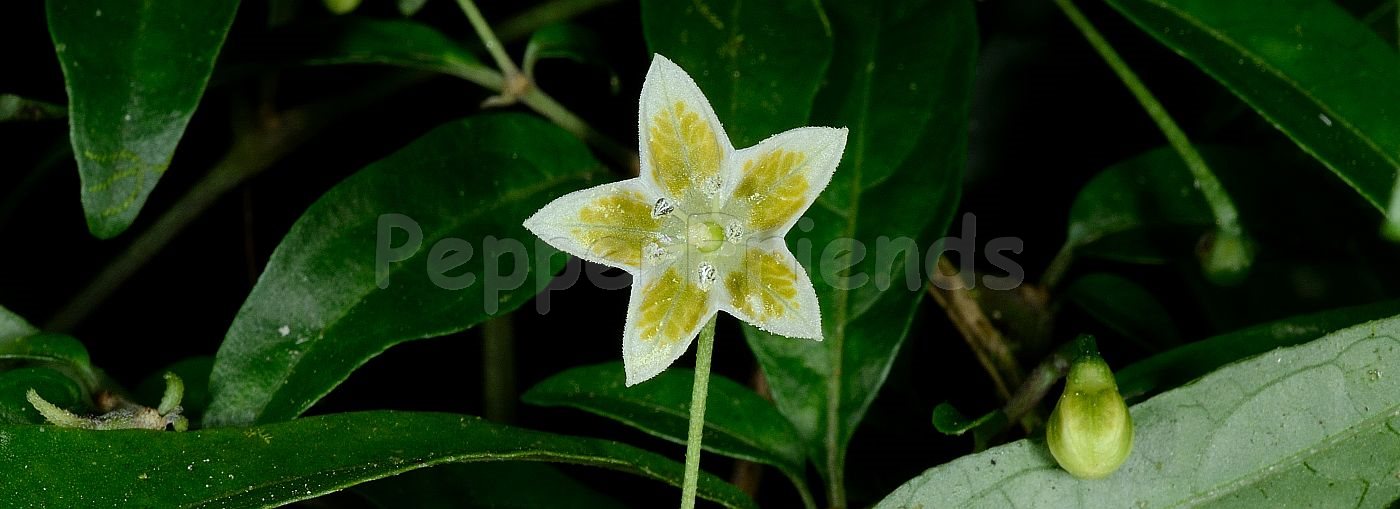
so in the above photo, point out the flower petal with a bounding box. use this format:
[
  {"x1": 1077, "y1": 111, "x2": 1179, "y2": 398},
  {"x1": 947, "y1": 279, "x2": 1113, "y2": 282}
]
[
  {"x1": 638, "y1": 54, "x2": 732, "y2": 209},
  {"x1": 718, "y1": 239, "x2": 822, "y2": 340},
  {"x1": 622, "y1": 259, "x2": 718, "y2": 385},
  {"x1": 523, "y1": 178, "x2": 680, "y2": 273},
  {"x1": 724, "y1": 127, "x2": 847, "y2": 236}
]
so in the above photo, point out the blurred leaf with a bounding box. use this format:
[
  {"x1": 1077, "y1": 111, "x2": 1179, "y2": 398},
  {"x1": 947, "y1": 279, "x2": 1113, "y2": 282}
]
[
  {"x1": 640, "y1": 0, "x2": 832, "y2": 147},
  {"x1": 0, "y1": 95, "x2": 66, "y2": 122},
  {"x1": 523, "y1": 362, "x2": 809, "y2": 496},
  {"x1": 136, "y1": 356, "x2": 213, "y2": 424},
  {"x1": 741, "y1": 0, "x2": 977, "y2": 499},
  {"x1": 1116, "y1": 299, "x2": 1400, "y2": 401},
  {"x1": 1066, "y1": 147, "x2": 1215, "y2": 264},
  {"x1": 930, "y1": 402, "x2": 998, "y2": 436},
  {"x1": 1105, "y1": 0, "x2": 1400, "y2": 221},
  {"x1": 0, "y1": 305, "x2": 39, "y2": 340},
  {"x1": 524, "y1": 23, "x2": 619, "y2": 94},
  {"x1": 1067, "y1": 273, "x2": 1181, "y2": 351},
  {"x1": 223, "y1": 17, "x2": 493, "y2": 84},
  {"x1": 1, "y1": 411, "x2": 756, "y2": 509},
  {"x1": 357, "y1": 462, "x2": 626, "y2": 509},
  {"x1": 205, "y1": 114, "x2": 604, "y2": 426},
  {"x1": 398, "y1": 0, "x2": 429, "y2": 16},
  {"x1": 0, "y1": 367, "x2": 85, "y2": 425},
  {"x1": 46, "y1": 0, "x2": 240, "y2": 238},
  {"x1": 879, "y1": 314, "x2": 1400, "y2": 507}
]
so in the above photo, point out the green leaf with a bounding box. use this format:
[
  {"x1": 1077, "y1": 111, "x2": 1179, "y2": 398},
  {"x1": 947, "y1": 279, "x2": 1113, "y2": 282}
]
[
  {"x1": 1116, "y1": 300, "x2": 1400, "y2": 401},
  {"x1": 136, "y1": 357, "x2": 213, "y2": 423},
  {"x1": 356, "y1": 463, "x2": 626, "y2": 509},
  {"x1": 640, "y1": 0, "x2": 833, "y2": 147},
  {"x1": 398, "y1": 0, "x2": 429, "y2": 16},
  {"x1": 880, "y1": 314, "x2": 1400, "y2": 508},
  {"x1": 0, "y1": 305, "x2": 99, "y2": 392},
  {"x1": 1104, "y1": 0, "x2": 1400, "y2": 223},
  {"x1": 205, "y1": 114, "x2": 604, "y2": 426},
  {"x1": 0, "y1": 411, "x2": 756, "y2": 509},
  {"x1": 0, "y1": 94, "x2": 66, "y2": 122},
  {"x1": 741, "y1": 0, "x2": 978, "y2": 500},
  {"x1": 930, "y1": 402, "x2": 1000, "y2": 436},
  {"x1": 0, "y1": 305, "x2": 39, "y2": 340},
  {"x1": 0, "y1": 367, "x2": 85, "y2": 425},
  {"x1": 1065, "y1": 147, "x2": 1215, "y2": 264},
  {"x1": 46, "y1": 0, "x2": 240, "y2": 238},
  {"x1": 233, "y1": 17, "x2": 493, "y2": 84},
  {"x1": 523, "y1": 23, "x2": 619, "y2": 93},
  {"x1": 523, "y1": 362, "x2": 809, "y2": 498},
  {"x1": 1067, "y1": 273, "x2": 1181, "y2": 351}
]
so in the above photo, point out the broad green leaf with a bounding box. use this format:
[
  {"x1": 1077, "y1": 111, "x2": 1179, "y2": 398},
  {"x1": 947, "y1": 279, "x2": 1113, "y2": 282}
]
[
  {"x1": 357, "y1": 463, "x2": 626, "y2": 509},
  {"x1": 0, "y1": 367, "x2": 84, "y2": 425},
  {"x1": 523, "y1": 23, "x2": 619, "y2": 94},
  {"x1": 742, "y1": 0, "x2": 978, "y2": 499},
  {"x1": 0, "y1": 94, "x2": 66, "y2": 122},
  {"x1": 47, "y1": 0, "x2": 240, "y2": 238},
  {"x1": 0, "y1": 411, "x2": 756, "y2": 509},
  {"x1": 1117, "y1": 299, "x2": 1400, "y2": 401},
  {"x1": 231, "y1": 17, "x2": 494, "y2": 85},
  {"x1": 205, "y1": 114, "x2": 604, "y2": 426},
  {"x1": 1067, "y1": 273, "x2": 1181, "y2": 351},
  {"x1": 523, "y1": 362, "x2": 808, "y2": 496},
  {"x1": 136, "y1": 357, "x2": 213, "y2": 423},
  {"x1": 640, "y1": 0, "x2": 833, "y2": 147},
  {"x1": 1104, "y1": 0, "x2": 1400, "y2": 222},
  {"x1": 879, "y1": 314, "x2": 1400, "y2": 508}
]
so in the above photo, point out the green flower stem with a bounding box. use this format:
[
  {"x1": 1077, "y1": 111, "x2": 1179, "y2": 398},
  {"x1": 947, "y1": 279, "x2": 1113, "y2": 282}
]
[
  {"x1": 455, "y1": 0, "x2": 521, "y2": 78},
  {"x1": 1054, "y1": 0, "x2": 1244, "y2": 232},
  {"x1": 681, "y1": 316, "x2": 718, "y2": 509}
]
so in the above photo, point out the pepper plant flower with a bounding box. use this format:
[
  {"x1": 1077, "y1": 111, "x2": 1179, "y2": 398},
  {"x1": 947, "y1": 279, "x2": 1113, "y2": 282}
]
[{"x1": 524, "y1": 54, "x2": 847, "y2": 386}]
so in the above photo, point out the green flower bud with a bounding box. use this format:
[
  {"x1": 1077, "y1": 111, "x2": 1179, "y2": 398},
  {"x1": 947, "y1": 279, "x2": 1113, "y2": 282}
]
[
  {"x1": 1046, "y1": 346, "x2": 1133, "y2": 480},
  {"x1": 1198, "y1": 229, "x2": 1253, "y2": 286}
]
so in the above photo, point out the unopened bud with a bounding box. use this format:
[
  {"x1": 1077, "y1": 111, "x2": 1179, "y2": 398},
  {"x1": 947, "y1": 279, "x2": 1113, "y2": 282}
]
[
  {"x1": 1046, "y1": 341, "x2": 1133, "y2": 479},
  {"x1": 323, "y1": 0, "x2": 361, "y2": 15}
]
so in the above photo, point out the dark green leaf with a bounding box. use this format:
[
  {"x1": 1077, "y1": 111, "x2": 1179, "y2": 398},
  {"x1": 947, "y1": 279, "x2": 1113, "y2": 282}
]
[
  {"x1": 0, "y1": 411, "x2": 756, "y2": 509},
  {"x1": 46, "y1": 0, "x2": 240, "y2": 238},
  {"x1": 231, "y1": 17, "x2": 493, "y2": 84},
  {"x1": 1067, "y1": 273, "x2": 1181, "y2": 351},
  {"x1": 205, "y1": 114, "x2": 604, "y2": 426},
  {"x1": 523, "y1": 362, "x2": 808, "y2": 494},
  {"x1": 136, "y1": 357, "x2": 213, "y2": 424},
  {"x1": 0, "y1": 305, "x2": 99, "y2": 392},
  {"x1": 641, "y1": 0, "x2": 833, "y2": 147},
  {"x1": 0, "y1": 305, "x2": 39, "y2": 340},
  {"x1": 398, "y1": 0, "x2": 429, "y2": 16},
  {"x1": 0, "y1": 367, "x2": 85, "y2": 425},
  {"x1": 356, "y1": 463, "x2": 626, "y2": 509},
  {"x1": 1116, "y1": 299, "x2": 1400, "y2": 400},
  {"x1": 1105, "y1": 0, "x2": 1400, "y2": 221},
  {"x1": 930, "y1": 402, "x2": 999, "y2": 436},
  {"x1": 523, "y1": 23, "x2": 619, "y2": 93},
  {"x1": 0, "y1": 94, "x2": 66, "y2": 122},
  {"x1": 741, "y1": 0, "x2": 978, "y2": 498},
  {"x1": 1065, "y1": 147, "x2": 1215, "y2": 264},
  {"x1": 880, "y1": 314, "x2": 1400, "y2": 507}
]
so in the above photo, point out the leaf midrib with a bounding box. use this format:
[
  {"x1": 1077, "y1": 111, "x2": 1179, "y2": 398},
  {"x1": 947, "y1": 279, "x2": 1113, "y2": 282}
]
[{"x1": 253, "y1": 163, "x2": 599, "y2": 422}]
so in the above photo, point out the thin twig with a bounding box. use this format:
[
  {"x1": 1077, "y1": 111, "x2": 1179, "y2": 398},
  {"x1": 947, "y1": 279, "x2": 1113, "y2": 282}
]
[
  {"x1": 481, "y1": 315, "x2": 516, "y2": 422},
  {"x1": 926, "y1": 257, "x2": 1023, "y2": 400}
]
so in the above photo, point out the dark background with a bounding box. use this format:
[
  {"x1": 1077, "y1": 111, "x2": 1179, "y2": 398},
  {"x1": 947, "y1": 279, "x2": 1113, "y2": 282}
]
[{"x1": 2, "y1": 0, "x2": 1398, "y2": 507}]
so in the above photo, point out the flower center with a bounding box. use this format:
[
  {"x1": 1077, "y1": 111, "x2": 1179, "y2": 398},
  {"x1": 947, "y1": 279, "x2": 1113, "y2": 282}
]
[{"x1": 688, "y1": 220, "x2": 726, "y2": 253}]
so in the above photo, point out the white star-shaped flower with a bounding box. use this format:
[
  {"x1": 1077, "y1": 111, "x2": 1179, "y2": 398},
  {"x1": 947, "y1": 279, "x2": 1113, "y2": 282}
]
[{"x1": 524, "y1": 54, "x2": 847, "y2": 386}]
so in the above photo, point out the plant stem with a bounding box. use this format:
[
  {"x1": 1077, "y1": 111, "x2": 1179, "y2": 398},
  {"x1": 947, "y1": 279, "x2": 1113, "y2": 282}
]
[
  {"x1": 1055, "y1": 0, "x2": 1241, "y2": 237},
  {"x1": 482, "y1": 315, "x2": 516, "y2": 422},
  {"x1": 927, "y1": 257, "x2": 1023, "y2": 400},
  {"x1": 455, "y1": 0, "x2": 521, "y2": 78},
  {"x1": 681, "y1": 316, "x2": 718, "y2": 509}
]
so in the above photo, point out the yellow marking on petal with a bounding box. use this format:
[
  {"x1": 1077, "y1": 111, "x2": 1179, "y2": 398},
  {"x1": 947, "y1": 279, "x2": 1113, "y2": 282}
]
[
  {"x1": 649, "y1": 101, "x2": 722, "y2": 199},
  {"x1": 637, "y1": 267, "x2": 709, "y2": 345},
  {"x1": 571, "y1": 190, "x2": 662, "y2": 268},
  {"x1": 733, "y1": 149, "x2": 809, "y2": 232},
  {"x1": 726, "y1": 250, "x2": 800, "y2": 322}
]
